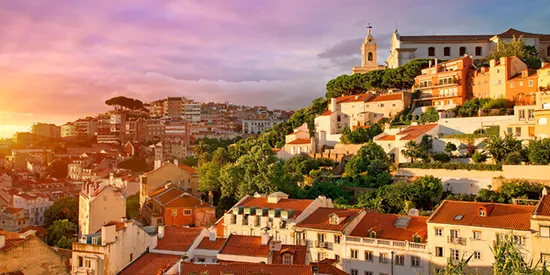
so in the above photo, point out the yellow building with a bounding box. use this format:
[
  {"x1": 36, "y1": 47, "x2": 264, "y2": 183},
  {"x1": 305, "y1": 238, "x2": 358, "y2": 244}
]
[
  {"x1": 139, "y1": 161, "x2": 199, "y2": 206},
  {"x1": 488, "y1": 56, "x2": 527, "y2": 99},
  {"x1": 531, "y1": 191, "x2": 550, "y2": 266},
  {"x1": 352, "y1": 26, "x2": 386, "y2": 74},
  {"x1": 427, "y1": 200, "x2": 535, "y2": 274},
  {"x1": 534, "y1": 91, "x2": 550, "y2": 138}
]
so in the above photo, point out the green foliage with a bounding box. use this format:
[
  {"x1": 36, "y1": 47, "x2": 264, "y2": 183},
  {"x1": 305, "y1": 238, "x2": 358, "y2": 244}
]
[
  {"x1": 46, "y1": 219, "x2": 77, "y2": 248},
  {"x1": 198, "y1": 162, "x2": 221, "y2": 192},
  {"x1": 471, "y1": 151, "x2": 487, "y2": 164},
  {"x1": 179, "y1": 156, "x2": 198, "y2": 167},
  {"x1": 487, "y1": 35, "x2": 544, "y2": 69},
  {"x1": 504, "y1": 151, "x2": 523, "y2": 165},
  {"x1": 296, "y1": 180, "x2": 352, "y2": 203},
  {"x1": 485, "y1": 134, "x2": 523, "y2": 163},
  {"x1": 399, "y1": 162, "x2": 502, "y2": 171},
  {"x1": 126, "y1": 194, "x2": 140, "y2": 219},
  {"x1": 454, "y1": 179, "x2": 545, "y2": 204},
  {"x1": 401, "y1": 136, "x2": 432, "y2": 163},
  {"x1": 118, "y1": 157, "x2": 152, "y2": 172},
  {"x1": 44, "y1": 159, "x2": 69, "y2": 179},
  {"x1": 418, "y1": 107, "x2": 439, "y2": 124},
  {"x1": 492, "y1": 234, "x2": 544, "y2": 274},
  {"x1": 444, "y1": 143, "x2": 457, "y2": 155},
  {"x1": 44, "y1": 197, "x2": 78, "y2": 227},
  {"x1": 340, "y1": 124, "x2": 383, "y2": 144},
  {"x1": 441, "y1": 133, "x2": 488, "y2": 139},
  {"x1": 344, "y1": 142, "x2": 392, "y2": 187},
  {"x1": 325, "y1": 59, "x2": 432, "y2": 98},
  {"x1": 528, "y1": 138, "x2": 550, "y2": 165},
  {"x1": 432, "y1": 153, "x2": 451, "y2": 163},
  {"x1": 105, "y1": 96, "x2": 145, "y2": 110},
  {"x1": 436, "y1": 254, "x2": 473, "y2": 275},
  {"x1": 194, "y1": 137, "x2": 242, "y2": 157},
  {"x1": 481, "y1": 98, "x2": 509, "y2": 110}
]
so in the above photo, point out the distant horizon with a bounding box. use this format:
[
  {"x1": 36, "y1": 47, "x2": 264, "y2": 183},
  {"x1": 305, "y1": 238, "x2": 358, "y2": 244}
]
[{"x1": 2, "y1": 0, "x2": 550, "y2": 138}]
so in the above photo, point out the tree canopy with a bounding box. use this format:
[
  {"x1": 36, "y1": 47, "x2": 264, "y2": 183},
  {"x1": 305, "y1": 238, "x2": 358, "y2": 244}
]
[
  {"x1": 44, "y1": 197, "x2": 79, "y2": 227},
  {"x1": 487, "y1": 35, "x2": 544, "y2": 68},
  {"x1": 344, "y1": 142, "x2": 393, "y2": 187},
  {"x1": 340, "y1": 124, "x2": 383, "y2": 144},
  {"x1": 105, "y1": 96, "x2": 145, "y2": 110},
  {"x1": 46, "y1": 219, "x2": 77, "y2": 249}
]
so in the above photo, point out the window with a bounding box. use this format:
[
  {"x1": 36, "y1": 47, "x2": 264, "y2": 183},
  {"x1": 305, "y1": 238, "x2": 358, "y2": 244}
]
[
  {"x1": 85, "y1": 259, "x2": 92, "y2": 268},
  {"x1": 282, "y1": 254, "x2": 293, "y2": 265},
  {"x1": 317, "y1": 233, "x2": 325, "y2": 243},
  {"x1": 519, "y1": 109, "x2": 526, "y2": 120},
  {"x1": 547, "y1": 46, "x2": 550, "y2": 57},
  {"x1": 475, "y1": 46, "x2": 482, "y2": 56},
  {"x1": 335, "y1": 254, "x2": 341, "y2": 263},
  {"x1": 474, "y1": 251, "x2": 481, "y2": 260},
  {"x1": 513, "y1": 235, "x2": 525, "y2": 245},
  {"x1": 130, "y1": 253, "x2": 133, "y2": 261},
  {"x1": 528, "y1": 109, "x2": 534, "y2": 120},
  {"x1": 435, "y1": 247, "x2": 444, "y2": 257},
  {"x1": 507, "y1": 127, "x2": 513, "y2": 135},
  {"x1": 473, "y1": 231, "x2": 482, "y2": 240},
  {"x1": 78, "y1": 256, "x2": 84, "y2": 267},
  {"x1": 428, "y1": 47, "x2": 435, "y2": 57},
  {"x1": 516, "y1": 127, "x2": 521, "y2": 137},
  {"x1": 365, "y1": 251, "x2": 373, "y2": 261},
  {"x1": 365, "y1": 272, "x2": 373, "y2": 275},
  {"x1": 351, "y1": 249, "x2": 359, "y2": 259},
  {"x1": 435, "y1": 228, "x2": 443, "y2": 236},
  {"x1": 380, "y1": 103, "x2": 384, "y2": 107},
  {"x1": 479, "y1": 209, "x2": 486, "y2": 216},
  {"x1": 184, "y1": 209, "x2": 192, "y2": 216},
  {"x1": 351, "y1": 270, "x2": 358, "y2": 275},
  {"x1": 334, "y1": 234, "x2": 341, "y2": 244},
  {"x1": 411, "y1": 256, "x2": 420, "y2": 267},
  {"x1": 543, "y1": 103, "x2": 550, "y2": 110},
  {"x1": 379, "y1": 253, "x2": 389, "y2": 263},
  {"x1": 459, "y1": 47, "x2": 466, "y2": 56},
  {"x1": 395, "y1": 255, "x2": 405, "y2": 266},
  {"x1": 529, "y1": 80, "x2": 534, "y2": 87},
  {"x1": 368, "y1": 52, "x2": 373, "y2": 61},
  {"x1": 171, "y1": 209, "x2": 178, "y2": 216},
  {"x1": 540, "y1": 226, "x2": 550, "y2": 237},
  {"x1": 329, "y1": 215, "x2": 339, "y2": 225},
  {"x1": 451, "y1": 248, "x2": 460, "y2": 260},
  {"x1": 444, "y1": 47, "x2": 451, "y2": 56},
  {"x1": 520, "y1": 81, "x2": 524, "y2": 86}
]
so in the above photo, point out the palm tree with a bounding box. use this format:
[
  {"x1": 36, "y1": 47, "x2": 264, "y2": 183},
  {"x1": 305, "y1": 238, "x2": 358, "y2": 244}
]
[{"x1": 402, "y1": 141, "x2": 421, "y2": 163}]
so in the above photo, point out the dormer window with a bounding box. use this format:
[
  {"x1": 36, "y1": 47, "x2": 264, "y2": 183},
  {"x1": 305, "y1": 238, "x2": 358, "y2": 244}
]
[
  {"x1": 479, "y1": 210, "x2": 486, "y2": 217},
  {"x1": 282, "y1": 253, "x2": 294, "y2": 265},
  {"x1": 369, "y1": 231, "x2": 377, "y2": 238},
  {"x1": 329, "y1": 215, "x2": 339, "y2": 225}
]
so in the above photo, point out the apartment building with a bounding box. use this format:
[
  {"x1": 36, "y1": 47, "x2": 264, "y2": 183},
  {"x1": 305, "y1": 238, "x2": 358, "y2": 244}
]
[
  {"x1": 78, "y1": 183, "x2": 126, "y2": 236},
  {"x1": 535, "y1": 92, "x2": 550, "y2": 138},
  {"x1": 61, "y1": 122, "x2": 76, "y2": 137},
  {"x1": 242, "y1": 118, "x2": 284, "y2": 134},
  {"x1": 414, "y1": 56, "x2": 472, "y2": 108},
  {"x1": 74, "y1": 117, "x2": 98, "y2": 136},
  {"x1": 11, "y1": 192, "x2": 52, "y2": 226},
  {"x1": 221, "y1": 192, "x2": 333, "y2": 245},
  {"x1": 500, "y1": 105, "x2": 536, "y2": 140},
  {"x1": 31, "y1": 123, "x2": 61, "y2": 139},
  {"x1": 0, "y1": 207, "x2": 29, "y2": 232},
  {"x1": 283, "y1": 123, "x2": 311, "y2": 156},
  {"x1": 139, "y1": 161, "x2": 200, "y2": 206},
  {"x1": 427, "y1": 200, "x2": 535, "y2": 274}
]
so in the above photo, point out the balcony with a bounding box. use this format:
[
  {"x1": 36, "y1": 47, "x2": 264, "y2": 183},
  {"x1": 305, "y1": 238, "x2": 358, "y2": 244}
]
[
  {"x1": 345, "y1": 237, "x2": 426, "y2": 251},
  {"x1": 314, "y1": 240, "x2": 333, "y2": 250},
  {"x1": 447, "y1": 236, "x2": 467, "y2": 246}
]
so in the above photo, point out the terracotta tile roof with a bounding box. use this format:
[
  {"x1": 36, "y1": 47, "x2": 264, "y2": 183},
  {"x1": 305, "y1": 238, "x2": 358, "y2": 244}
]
[
  {"x1": 196, "y1": 236, "x2": 226, "y2": 250},
  {"x1": 236, "y1": 197, "x2": 314, "y2": 219},
  {"x1": 533, "y1": 195, "x2": 550, "y2": 217},
  {"x1": 368, "y1": 93, "x2": 402, "y2": 102},
  {"x1": 319, "y1": 110, "x2": 333, "y2": 116},
  {"x1": 118, "y1": 253, "x2": 180, "y2": 275},
  {"x1": 180, "y1": 263, "x2": 313, "y2": 275},
  {"x1": 156, "y1": 227, "x2": 203, "y2": 252},
  {"x1": 102, "y1": 221, "x2": 126, "y2": 231},
  {"x1": 296, "y1": 208, "x2": 362, "y2": 232},
  {"x1": 272, "y1": 148, "x2": 282, "y2": 153},
  {"x1": 164, "y1": 195, "x2": 207, "y2": 208},
  {"x1": 4, "y1": 207, "x2": 24, "y2": 214},
  {"x1": 427, "y1": 200, "x2": 535, "y2": 231},
  {"x1": 19, "y1": 226, "x2": 48, "y2": 235},
  {"x1": 498, "y1": 28, "x2": 542, "y2": 38},
  {"x1": 271, "y1": 244, "x2": 308, "y2": 265},
  {"x1": 376, "y1": 135, "x2": 396, "y2": 141},
  {"x1": 312, "y1": 260, "x2": 350, "y2": 275},
  {"x1": 399, "y1": 34, "x2": 493, "y2": 43},
  {"x1": 336, "y1": 94, "x2": 371, "y2": 104},
  {"x1": 541, "y1": 63, "x2": 550, "y2": 70},
  {"x1": 287, "y1": 138, "x2": 311, "y2": 145},
  {"x1": 350, "y1": 212, "x2": 428, "y2": 242},
  {"x1": 178, "y1": 164, "x2": 197, "y2": 175},
  {"x1": 219, "y1": 235, "x2": 270, "y2": 257},
  {"x1": 0, "y1": 230, "x2": 26, "y2": 251},
  {"x1": 397, "y1": 124, "x2": 438, "y2": 140}
]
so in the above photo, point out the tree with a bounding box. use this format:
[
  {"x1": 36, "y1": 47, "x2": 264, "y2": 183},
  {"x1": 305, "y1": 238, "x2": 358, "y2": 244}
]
[
  {"x1": 487, "y1": 35, "x2": 543, "y2": 69},
  {"x1": 118, "y1": 157, "x2": 152, "y2": 172},
  {"x1": 44, "y1": 197, "x2": 78, "y2": 227},
  {"x1": 126, "y1": 194, "x2": 140, "y2": 219},
  {"x1": 46, "y1": 219, "x2": 77, "y2": 248},
  {"x1": 505, "y1": 151, "x2": 523, "y2": 165},
  {"x1": 105, "y1": 96, "x2": 145, "y2": 110},
  {"x1": 471, "y1": 151, "x2": 487, "y2": 164},
  {"x1": 340, "y1": 124, "x2": 383, "y2": 144},
  {"x1": 344, "y1": 142, "x2": 392, "y2": 187},
  {"x1": 401, "y1": 141, "x2": 423, "y2": 163},
  {"x1": 44, "y1": 159, "x2": 69, "y2": 179},
  {"x1": 444, "y1": 143, "x2": 457, "y2": 155},
  {"x1": 198, "y1": 162, "x2": 222, "y2": 192},
  {"x1": 485, "y1": 134, "x2": 522, "y2": 163},
  {"x1": 418, "y1": 107, "x2": 439, "y2": 124},
  {"x1": 528, "y1": 138, "x2": 550, "y2": 165}
]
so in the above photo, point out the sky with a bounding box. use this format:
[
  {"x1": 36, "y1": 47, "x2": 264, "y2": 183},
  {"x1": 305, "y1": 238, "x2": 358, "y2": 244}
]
[{"x1": 1, "y1": 0, "x2": 550, "y2": 138}]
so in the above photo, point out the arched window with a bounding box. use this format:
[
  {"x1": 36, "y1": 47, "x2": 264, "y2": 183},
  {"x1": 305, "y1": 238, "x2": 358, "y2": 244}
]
[
  {"x1": 444, "y1": 47, "x2": 451, "y2": 56},
  {"x1": 475, "y1": 46, "x2": 482, "y2": 56},
  {"x1": 428, "y1": 47, "x2": 435, "y2": 57},
  {"x1": 368, "y1": 52, "x2": 373, "y2": 61},
  {"x1": 538, "y1": 118, "x2": 548, "y2": 125},
  {"x1": 459, "y1": 47, "x2": 467, "y2": 56}
]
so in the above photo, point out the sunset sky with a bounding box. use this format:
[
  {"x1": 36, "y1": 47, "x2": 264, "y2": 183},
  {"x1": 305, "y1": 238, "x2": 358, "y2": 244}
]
[{"x1": 1, "y1": 0, "x2": 550, "y2": 138}]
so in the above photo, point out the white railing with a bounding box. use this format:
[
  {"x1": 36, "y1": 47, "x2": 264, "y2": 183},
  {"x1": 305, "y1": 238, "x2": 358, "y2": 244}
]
[{"x1": 346, "y1": 237, "x2": 427, "y2": 251}]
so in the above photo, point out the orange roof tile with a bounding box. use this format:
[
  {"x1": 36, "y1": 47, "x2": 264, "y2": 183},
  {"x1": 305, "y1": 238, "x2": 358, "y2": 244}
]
[
  {"x1": 427, "y1": 200, "x2": 535, "y2": 231},
  {"x1": 156, "y1": 227, "x2": 203, "y2": 252},
  {"x1": 312, "y1": 260, "x2": 350, "y2": 275},
  {"x1": 196, "y1": 236, "x2": 226, "y2": 250},
  {"x1": 102, "y1": 221, "x2": 126, "y2": 231},
  {"x1": 319, "y1": 110, "x2": 333, "y2": 116},
  {"x1": 178, "y1": 164, "x2": 197, "y2": 175},
  {"x1": 336, "y1": 94, "x2": 371, "y2": 104},
  {"x1": 219, "y1": 235, "x2": 270, "y2": 257},
  {"x1": 350, "y1": 212, "x2": 428, "y2": 242},
  {"x1": 236, "y1": 197, "x2": 314, "y2": 218},
  {"x1": 0, "y1": 230, "x2": 26, "y2": 251},
  {"x1": 397, "y1": 124, "x2": 438, "y2": 140},
  {"x1": 534, "y1": 195, "x2": 550, "y2": 217},
  {"x1": 287, "y1": 138, "x2": 310, "y2": 145},
  {"x1": 180, "y1": 262, "x2": 313, "y2": 275},
  {"x1": 271, "y1": 244, "x2": 308, "y2": 265},
  {"x1": 4, "y1": 207, "x2": 24, "y2": 214},
  {"x1": 19, "y1": 226, "x2": 48, "y2": 235},
  {"x1": 376, "y1": 135, "x2": 396, "y2": 141},
  {"x1": 296, "y1": 208, "x2": 362, "y2": 232},
  {"x1": 118, "y1": 253, "x2": 180, "y2": 275},
  {"x1": 368, "y1": 93, "x2": 402, "y2": 102}
]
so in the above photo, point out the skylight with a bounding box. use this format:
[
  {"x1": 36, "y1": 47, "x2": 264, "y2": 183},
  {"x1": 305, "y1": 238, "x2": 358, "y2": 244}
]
[{"x1": 454, "y1": 215, "x2": 464, "y2": 220}]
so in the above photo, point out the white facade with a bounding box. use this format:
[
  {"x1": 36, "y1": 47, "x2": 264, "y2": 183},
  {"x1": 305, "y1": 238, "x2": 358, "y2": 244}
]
[
  {"x1": 12, "y1": 193, "x2": 52, "y2": 226},
  {"x1": 241, "y1": 119, "x2": 283, "y2": 134},
  {"x1": 79, "y1": 183, "x2": 126, "y2": 236}
]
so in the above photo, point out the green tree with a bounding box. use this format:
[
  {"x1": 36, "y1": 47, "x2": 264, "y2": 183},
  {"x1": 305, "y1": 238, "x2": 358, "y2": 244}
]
[
  {"x1": 126, "y1": 194, "x2": 140, "y2": 219},
  {"x1": 504, "y1": 151, "x2": 523, "y2": 165},
  {"x1": 402, "y1": 141, "x2": 422, "y2": 163},
  {"x1": 487, "y1": 35, "x2": 544, "y2": 69},
  {"x1": 485, "y1": 134, "x2": 522, "y2": 163},
  {"x1": 344, "y1": 142, "x2": 392, "y2": 187},
  {"x1": 471, "y1": 151, "x2": 487, "y2": 164},
  {"x1": 444, "y1": 143, "x2": 457, "y2": 155},
  {"x1": 198, "y1": 162, "x2": 222, "y2": 192},
  {"x1": 44, "y1": 197, "x2": 78, "y2": 227},
  {"x1": 418, "y1": 107, "x2": 439, "y2": 124},
  {"x1": 528, "y1": 138, "x2": 550, "y2": 165},
  {"x1": 105, "y1": 96, "x2": 145, "y2": 110},
  {"x1": 46, "y1": 219, "x2": 77, "y2": 248}
]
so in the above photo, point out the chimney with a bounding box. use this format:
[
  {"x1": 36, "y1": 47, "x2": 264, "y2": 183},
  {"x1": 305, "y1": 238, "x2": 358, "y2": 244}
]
[
  {"x1": 0, "y1": 235, "x2": 5, "y2": 250},
  {"x1": 270, "y1": 240, "x2": 282, "y2": 252},
  {"x1": 489, "y1": 59, "x2": 496, "y2": 67},
  {"x1": 208, "y1": 226, "x2": 217, "y2": 242},
  {"x1": 429, "y1": 60, "x2": 433, "y2": 68},
  {"x1": 174, "y1": 159, "x2": 178, "y2": 167},
  {"x1": 329, "y1": 98, "x2": 337, "y2": 112},
  {"x1": 435, "y1": 58, "x2": 438, "y2": 67},
  {"x1": 261, "y1": 231, "x2": 270, "y2": 246},
  {"x1": 158, "y1": 225, "x2": 165, "y2": 239},
  {"x1": 154, "y1": 159, "x2": 161, "y2": 170}
]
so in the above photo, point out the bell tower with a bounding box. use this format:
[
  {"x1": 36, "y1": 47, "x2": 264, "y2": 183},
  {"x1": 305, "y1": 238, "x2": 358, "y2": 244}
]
[{"x1": 361, "y1": 23, "x2": 378, "y2": 67}]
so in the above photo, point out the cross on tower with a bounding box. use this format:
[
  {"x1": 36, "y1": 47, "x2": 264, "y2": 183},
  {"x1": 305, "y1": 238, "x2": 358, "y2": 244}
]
[{"x1": 367, "y1": 23, "x2": 372, "y2": 34}]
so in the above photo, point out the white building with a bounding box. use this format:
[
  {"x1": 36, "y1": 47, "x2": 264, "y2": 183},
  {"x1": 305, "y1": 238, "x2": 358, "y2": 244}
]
[
  {"x1": 12, "y1": 193, "x2": 52, "y2": 226},
  {"x1": 241, "y1": 119, "x2": 284, "y2": 134},
  {"x1": 79, "y1": 183, "x2": 126, "y2": 236}
]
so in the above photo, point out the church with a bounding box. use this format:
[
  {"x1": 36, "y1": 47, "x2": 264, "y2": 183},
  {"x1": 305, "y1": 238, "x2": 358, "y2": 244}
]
[{"x1": 351, "y1": 25, "x2": 387, "y2": 74}]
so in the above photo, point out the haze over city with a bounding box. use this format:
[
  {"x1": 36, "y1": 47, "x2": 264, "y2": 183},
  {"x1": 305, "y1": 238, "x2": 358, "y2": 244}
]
[{"x1": 0, "y1": 0, "x2": 549, "y2": 138}]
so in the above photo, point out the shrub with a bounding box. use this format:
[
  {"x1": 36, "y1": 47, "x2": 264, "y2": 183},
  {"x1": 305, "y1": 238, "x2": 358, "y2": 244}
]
[
  {"x1": 504, "y1": 151, "x2": 523, "y2": 165},
  {"x1": 441, "y1": 133, "x2": 487, "y2": 139},
  {"x1": 482, "y1": 98, "x2": 508, "y2": 110},
  {"x1": 398, "y1": 162, "x2": 502, "y2": 171},
  {"x1": 471, "y1": 151, "x2": 487, "y2": 164},
  {"x1": 432, "y1": 153, "x2": 451, "y2": 163}
]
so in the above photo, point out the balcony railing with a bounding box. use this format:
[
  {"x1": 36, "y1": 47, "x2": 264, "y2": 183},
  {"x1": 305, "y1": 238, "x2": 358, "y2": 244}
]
[
  {"x1": 314, "y1": 240, "x2": 333, "y2": 250},
  {"x1": 447, "y1": 236, "x2": 467, "y2": 246},
  {"x1": 345, "y1": 237, "x2": 426, "y2": 251}
]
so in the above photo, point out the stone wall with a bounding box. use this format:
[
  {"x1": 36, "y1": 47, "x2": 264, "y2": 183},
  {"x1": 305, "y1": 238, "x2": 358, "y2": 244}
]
[{"x1": 0, "y1": 236, "x2": 69, "y2": 275}]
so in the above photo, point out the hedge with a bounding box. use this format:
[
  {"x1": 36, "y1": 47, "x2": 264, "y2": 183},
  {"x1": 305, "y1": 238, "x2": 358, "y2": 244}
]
[
  {"x1": 441, "y1": 133, "x2": 488, "y2": 139},
  {"x1": 398, "y1": 162, "x2": 502, "y2": 171}
]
